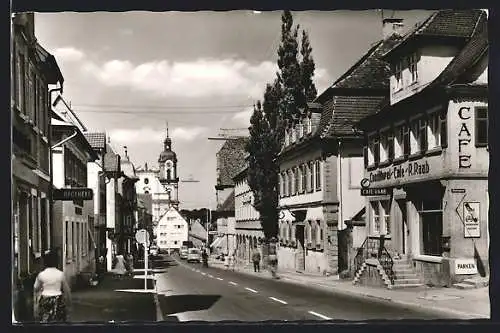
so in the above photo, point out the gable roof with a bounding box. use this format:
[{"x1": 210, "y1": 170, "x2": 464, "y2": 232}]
[
  {"x1": 316, "y1": 34, "x2": 402, "y2": 104},
  {"x1": 216, "y1": 137, "x2": 248, "y2": 187},
  {"x1": 84, "y1": 132, "x2": 107, "y2": 151},
  {"x1": 383, "y1": 9, "x2": 487, "y2": 60},
  {"x1": 319, "y1": 95, "x2": 387, "y2": 138}
]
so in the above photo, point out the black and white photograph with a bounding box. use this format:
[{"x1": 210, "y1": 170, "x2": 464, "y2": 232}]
[{"x1": 10, "y1": 7, "x2": 491, "y2": 324}]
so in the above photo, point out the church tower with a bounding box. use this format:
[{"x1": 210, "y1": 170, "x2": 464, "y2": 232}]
[{"x1": 158, "y1": 125, "x2": 179, "y2": 209}]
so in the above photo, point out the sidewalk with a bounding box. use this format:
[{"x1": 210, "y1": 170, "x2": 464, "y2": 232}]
[
  {"x1": 70, "y1": 273, "x2": 156, "y2": 323},
  {"x1": 208, "y1": 257, "x2": 490, "y2": 320}
]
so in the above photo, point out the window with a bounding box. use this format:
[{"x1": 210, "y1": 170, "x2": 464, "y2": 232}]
[
  {"x1": 475, "y1": 107, "x2": 488, "y2": 147},
  {"x1": 408, "y1": 53, "x2": 419, "y2": 83},
  {"x1": 65, "y1": 221, "x2": 71, "y2": 261},
  {"x1": 439, "y1": 109, "x2": 447, "y2": 148},
  {"x1": 410, "y1": 118, "x2": 427, "y2": 154},
  {"x1": 394, "y1": 124, "x2": 404, "y2": 159},
  {"x1": 394, "y1": 61, "x2": 403, "y2": 91},
  {"x1": 372, "y1": 202, "x2": 381, "y2": 234},
  {"x1": 368, "y1": 134, "x2": 379, "y2": 166},
  {"x1": 308, "y1": 161, "x2": 314, "y2": 191},
  {"x1": 381, "y1": 201, "x2": 391, "y2": 235},
  {"x1": 307, "y1": 118, "x2": 312, "y2": 134},
  {"x1": 17, "y1": 53, "x2": 25, "y2": 112},
  {"x1": 315, "y1": 160, "x2": 322, "y2": 190},
  {"x1": 291, "y1": 128, "x2": 296, "y2": 144},
  {"x1": 288, "y1": 170, "x2": 293, "y2": 196},
  {"x1": 294, "y1": 167, "x2": 299, "y2": 195},
  {"x1": 301, "y1": 164, "x2": 307, "y2": 193},
  {"x1": 284, "y1": 131, "x2": 290, "y2": 146},
  {"x1": 379, "y1": 130, "x2": 391, "y2": 162},
  {"x1": 144, "y1": 178, "x2": 149, "y2": 184},
  {"x1": 298, "y1": 123, "x2": 304, "y2": 138},
  {"x1": 278, "y1": 174, "x2": 282, "y2": 197}
]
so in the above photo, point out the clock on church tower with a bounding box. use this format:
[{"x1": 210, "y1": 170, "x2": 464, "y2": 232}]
[{"x1": 158, "y1": 126, "x2": 179, "y2": 208}]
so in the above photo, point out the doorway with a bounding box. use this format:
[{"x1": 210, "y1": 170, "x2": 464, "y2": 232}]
[
  {"x1": 295, "y1": 224, "x2": 305, "y2": 271},
  {"x1": 397, "y1": 200, "x2": 409, "y2": 255}
]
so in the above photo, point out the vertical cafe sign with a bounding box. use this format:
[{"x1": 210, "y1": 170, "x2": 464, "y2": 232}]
[{"x1": 458, "y1": 106, "x2": 473, "y2": 169}]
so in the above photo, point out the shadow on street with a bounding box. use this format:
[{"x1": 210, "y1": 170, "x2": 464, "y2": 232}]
[{"x1": 157, "y1": 294, "x2": 221, "y2": 316}]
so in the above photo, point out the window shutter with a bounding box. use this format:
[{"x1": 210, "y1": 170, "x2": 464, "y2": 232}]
[{"x1": 388, "y1": 130, "x2": 394, "y2": 161}]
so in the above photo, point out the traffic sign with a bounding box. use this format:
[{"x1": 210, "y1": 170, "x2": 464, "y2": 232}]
[{"x1": 135, "y1": 229, "x2": 149, "y2": 244}]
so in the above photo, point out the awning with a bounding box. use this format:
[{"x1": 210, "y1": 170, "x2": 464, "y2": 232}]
[
  {"x1": 305, "y1": 206, "x2": 324, "y2": 222},
  {"x1": 279, "y1": 209, "x2": 296, "y2": 223},
  {"x1": 345, "y1": 206, "x2": 366, "y2": 227}
]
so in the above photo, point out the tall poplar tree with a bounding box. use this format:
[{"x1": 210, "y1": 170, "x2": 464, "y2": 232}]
[{"x1": 300, "y1": 30, "x2": 318, "y2": 103}]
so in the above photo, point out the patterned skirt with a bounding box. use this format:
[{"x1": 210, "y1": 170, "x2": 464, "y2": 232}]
[{"x1": 37, "y1": 295, "x2": 67, "y2": 323}]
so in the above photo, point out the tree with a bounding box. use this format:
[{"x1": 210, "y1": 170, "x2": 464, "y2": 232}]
[
  {"x1": 300, "y1": 30, "x2": 318, "y2": 104},
  {"x1": 246, "y1": 84, "x2": 283, "y2": 239},
  {"x1": 277, "y1": 10, "x2": 303, "y2": 127}
]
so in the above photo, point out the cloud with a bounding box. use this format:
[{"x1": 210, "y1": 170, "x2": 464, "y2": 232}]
[
  {"x1": 171, "y1": 126, "x2": 207, "y2": 141},
  {"x1": 53, "y1": 47, "x2": 85, "y2": 62},
  {"x1": 108, "y1": 126, "x2": 207, "y2": 144},
  {"x1": 232, "y1": 107, "x2": 254, "y2": 127},
  {"x1": 80, "y1": 58, "x2": 279, "y2": 99},
  {"x1": 119, "y1": 28, "x2": 134, "y2": 36}
]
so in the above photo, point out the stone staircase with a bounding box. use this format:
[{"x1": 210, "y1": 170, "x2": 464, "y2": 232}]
[
  {"x1": 391, "y1": 256, "x2": 423, "y2": 289},
  {"x1": 453, "y1": 276, "x2": 489, "y2": 290}
]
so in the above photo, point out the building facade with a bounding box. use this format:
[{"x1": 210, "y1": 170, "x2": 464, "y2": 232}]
[
  {"x1": 51, "y1": 96, "x2": 98, "y2": 286},
  {"x1": 11, "y1": 12, "x2": 64, "y2": 321},
  {"x1": 356, "y1": 10, "x2": 489, "y2": 287},
  {"x1": 117, "y1": 151, "x2": 139, "y2": 255},
  {"x1": 233, "y1": 165, "x2": 265, "y2": 263},
  {"x1": 156, "y1": 207, "x2": 189, "y2": 251},
  {"x1": 276, "y1": 23, "x2": 402, "y2": 277}
]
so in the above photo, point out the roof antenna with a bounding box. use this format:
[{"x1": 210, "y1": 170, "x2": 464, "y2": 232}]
[{"x1": 124, "y1": 146, "x2": 128, "y2": 157}]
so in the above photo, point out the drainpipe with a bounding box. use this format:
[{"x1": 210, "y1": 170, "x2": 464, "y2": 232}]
[{"x1": 48, "y1": 87, "x2": 62, "y2": 267}]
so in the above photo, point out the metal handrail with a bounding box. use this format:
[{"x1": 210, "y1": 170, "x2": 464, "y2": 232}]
[
  {"x1": 379, "y1": 246, "x2": 395, "y2": 284},
  {"x1": 354, "y1": 236, "x2": 395, "y2": 285}
]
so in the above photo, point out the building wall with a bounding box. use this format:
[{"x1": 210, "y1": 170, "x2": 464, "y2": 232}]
[
  {"x1": 390, "y1": 44, "x2": 459, "y2": 105},
  {"x1": 157, "y1": 209, "x2": 189, "y2": 250}
]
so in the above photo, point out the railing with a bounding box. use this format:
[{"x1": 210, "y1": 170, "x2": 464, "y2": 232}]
[
  {"x1": 353, "y1": 236, "x2": 395, "y2": 285},
  {"x1": 379, "y1": 246, "x2": 395, "y2": 284}
]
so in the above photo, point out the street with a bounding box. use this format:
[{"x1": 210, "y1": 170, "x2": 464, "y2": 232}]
[{"x1": 153, "y1": 254, "x2": 450, "y2": 322}]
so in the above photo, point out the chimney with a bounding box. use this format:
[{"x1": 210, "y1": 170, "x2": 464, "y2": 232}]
[{"x1": 382, "y1": 18, "x2": 404, "y2": 39}]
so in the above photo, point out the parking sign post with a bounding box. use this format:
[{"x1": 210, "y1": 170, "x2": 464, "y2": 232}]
[{"x1": 135, "y1": 229, "x2": 150, "y2": 290}]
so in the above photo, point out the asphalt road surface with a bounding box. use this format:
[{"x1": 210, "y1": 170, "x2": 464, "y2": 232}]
[{"x1": 152, "y1": 254, "x2": 451, "y2": 322}]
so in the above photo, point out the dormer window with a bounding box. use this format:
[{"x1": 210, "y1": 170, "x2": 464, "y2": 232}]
[
  {"x1": 408, "y1": 53, "x2": 419, "y2": 84},
  {"x1": 394, "y1": 61, "x2": 403, "y2": 91}
]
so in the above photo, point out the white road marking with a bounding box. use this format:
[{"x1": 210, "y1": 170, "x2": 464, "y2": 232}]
[
  {"x1": 217, "y1": 277, "x2": 223, "y2": 281},
  {"x1": 201, "y1": 272, "x2": 206, "y2": 276},
  {"x1": 308, "y1": 311, "x2": 332, "y2": 320},
  {"x1": 229, "y1": 281, "x2": 238, "y2": 286},
  {"x1": 207, "y1": 274, "x2": 214, "y2": 278},
  {"x1": 245, "y1": 287, "x2": 258, "y2": 293},
  {"x1": 269, "y1": 297, "x2": 287, "y2": 305}
]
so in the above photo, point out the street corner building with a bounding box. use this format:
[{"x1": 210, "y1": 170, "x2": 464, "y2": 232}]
[
  {"x1": 156, "y1": 207, "x2": 189, "y2": 251},
  {"x1": 275, "y1": 16, "x2": 405, "y2": 277},
  {"x1": 11, "y1": 12, "x2": 64, "y2": 321},
  {"x1": 355, "y1": 9, "x2": 489, "y2": 288}
]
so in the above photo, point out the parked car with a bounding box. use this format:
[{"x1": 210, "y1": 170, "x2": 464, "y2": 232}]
[
  {"x1": 187, "y1": 248, "x2": 201, "y2": 263},
  {"x1": 180, "y1": 246, "x2": 189, "y2": 260}
]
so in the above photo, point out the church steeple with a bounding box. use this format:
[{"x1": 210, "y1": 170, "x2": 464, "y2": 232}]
[{"x1": 157, "y1": 121, "x2": 179, "y2": 209}]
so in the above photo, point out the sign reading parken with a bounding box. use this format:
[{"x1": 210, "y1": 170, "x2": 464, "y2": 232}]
[
  {"x1": 455, "y1": 258, "x2": 478, "y2": 275},
  {"x1": 53, "y1": 188, "x2": 93, "y2": 201}
]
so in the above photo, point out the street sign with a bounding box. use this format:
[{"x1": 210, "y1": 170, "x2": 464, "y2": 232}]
[
  {"x1": 360, "y1": 188, "x2": 391, "y2": 196},
  {"x1": 135, "y1": 229, "x2": 149, "y2": 245},
  {"x1": 53, "y1": 188, "x2": 93, "y2": 201}
]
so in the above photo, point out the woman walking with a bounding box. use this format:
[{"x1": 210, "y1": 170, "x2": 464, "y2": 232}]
[{"x1": 33, "y1": 251, "x2": 72, "y2": 322}]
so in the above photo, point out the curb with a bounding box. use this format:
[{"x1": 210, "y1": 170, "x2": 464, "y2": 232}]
[
  {"x1": 208, "y1": 262, "x2": 488, "y2": 320},
  {"x1": 152, "y1": 273, "x2": 164, "y2": 321}
]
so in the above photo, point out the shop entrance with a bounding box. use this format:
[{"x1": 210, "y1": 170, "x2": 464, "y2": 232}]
[{"x1": 397, "y1": 200, "x2": 409, "y2": 255}]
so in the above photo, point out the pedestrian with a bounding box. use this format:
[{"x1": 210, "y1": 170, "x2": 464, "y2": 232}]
[
  {"x1": 33, "y1": 251, "x2": 71, "y2": 323},
  {"x1": 111, "y1": 253, "x2": 127, "y2": 279},
  {"x1": 252, "y1": 248, "x2": 261, "y2": 273}
]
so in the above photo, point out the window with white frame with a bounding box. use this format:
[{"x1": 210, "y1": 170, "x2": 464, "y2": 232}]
[
  {"x1": 410, "y1": 117, "x2": 427, "y2": 154},
  {"x1": 297, "y1": 166, "x2": 303, "y2": 193},
  {"x1": 475, "y1": 106, "x2": 488, "y2": 147},
  {"x1": 310, "y1": 222, "x2": 316, "y2": 247},
  {"x1": 285, "y1": 131, "x2": 290, "y2": 146},
  {"x1": 307, "y1": 118, "x2": 312, "y2": 133},
  {"x1": 371, "y1": 202, "x2": 381, "y2": 234},
  {"x1": 381, "y1": 201, "x2": 391, "y2": 235},
  {"x1": 394, "y1": 124, "x2": 404, "y2": 159},
  {"x1": 294, "y1": 167, "x2": 299, "y2": 195},
  {"x1": 394, "y1": 61, "x2": 403, "y2": 91},
  {"x1": 408, "y1": 53, "x2": 419, "y2": 84},
  {"x1": 307, "y1": 162, "x2": 313, "y2": 192},
  {"x1": 301, "y1": 164, "x2": 307, "y2": 193},
  {"x1": 368, "y1": 134, "x2": 379, "y2": 166},
  {"x1": 427, "y1": 112, "x2": 441, "y2": 149},
  {"x1": 298, "y1": 122, "x2": 304, "y2": 138},
  {"x1": 288, "y1": 170, "x2": 293, "y2": 196},
  {"x1": 278, "y1": 174, "x2": 283, "y2": 197},
  {"x1": 283, "y1": 172, "x2": 288, "y2": 196},
  {"x1": 291, "y1": 128, "x2": 296, "y2": 144},
  {"x1": 315, "y1": 160, "x2": 322, "y2": 190},
  {"x1": 379, "y1": 130, "x2": 389, "y2": 162}
]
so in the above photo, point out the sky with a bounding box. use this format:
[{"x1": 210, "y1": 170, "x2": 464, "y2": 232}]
[{"x1": 34, "y1": 9, "x2": 433, "y2": 209}]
